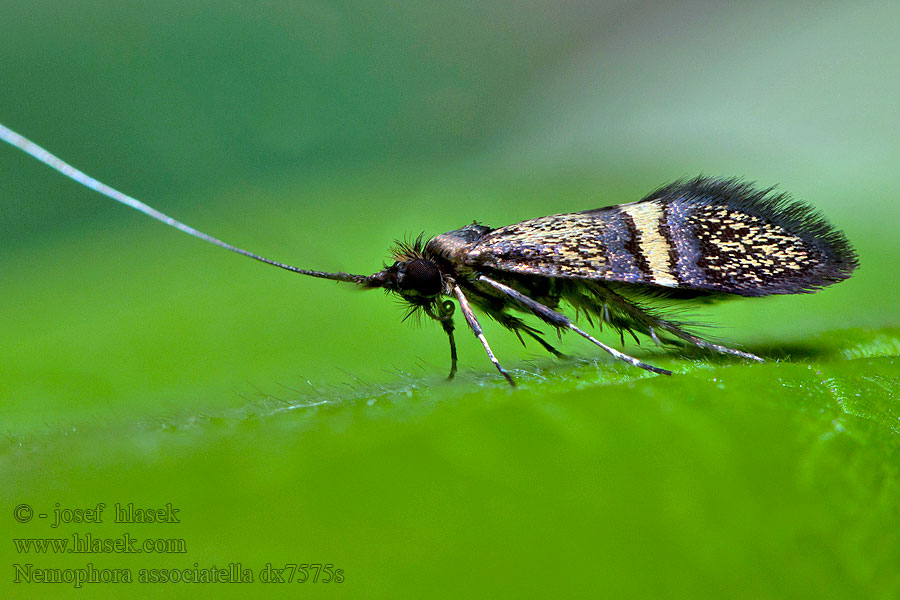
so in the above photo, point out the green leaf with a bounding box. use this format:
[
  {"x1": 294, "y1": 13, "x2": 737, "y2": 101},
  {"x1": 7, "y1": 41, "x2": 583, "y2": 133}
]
[{"x1": 4, "y1": 327, "x2": 899, "y2": 598}]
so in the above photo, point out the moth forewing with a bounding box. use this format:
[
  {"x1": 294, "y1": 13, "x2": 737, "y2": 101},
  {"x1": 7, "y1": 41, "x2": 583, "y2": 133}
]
[{"x1": 458, "y1": 178, "x2": 857, "y2": 297}]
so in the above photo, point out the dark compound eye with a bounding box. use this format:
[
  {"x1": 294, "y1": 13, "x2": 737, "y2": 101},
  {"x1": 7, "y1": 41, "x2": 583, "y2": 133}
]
[{"x1": 398, "y1": 259, "x2": 442, "y2": 297}]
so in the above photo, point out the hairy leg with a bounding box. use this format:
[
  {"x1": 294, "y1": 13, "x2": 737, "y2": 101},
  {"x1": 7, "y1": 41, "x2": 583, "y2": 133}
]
[
  {"x1": 424, "y1": 300, "x2": 459, "y2": 379},
  {"x1": 489, "y1": 311, "x2": 567, "y2": 358},
  {"x1": 479, "y1": 276, "x2": 672, "y2": 376},
  {"x1": 588, "y1": 283, "x2": 763, "y2": 362},
  {"x1": 452, "y1": 285, "x2": 515, "y2": 386}
]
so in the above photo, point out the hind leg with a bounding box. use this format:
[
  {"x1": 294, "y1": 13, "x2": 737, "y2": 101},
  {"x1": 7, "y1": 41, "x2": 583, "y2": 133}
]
[{"x1": 588, "y1": 283, "x2": 763, "y2": 362}]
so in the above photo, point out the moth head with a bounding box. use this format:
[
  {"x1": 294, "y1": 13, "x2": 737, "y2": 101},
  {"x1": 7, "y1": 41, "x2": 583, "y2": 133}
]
[{"x1": 366, "y1": 258, "x2": 444, "y2": 302}]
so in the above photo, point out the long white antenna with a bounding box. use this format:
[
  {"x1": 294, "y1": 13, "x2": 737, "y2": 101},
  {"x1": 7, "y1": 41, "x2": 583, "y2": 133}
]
[{"x1": 0, "y1": 122, "x2": 367, "y2": 283}]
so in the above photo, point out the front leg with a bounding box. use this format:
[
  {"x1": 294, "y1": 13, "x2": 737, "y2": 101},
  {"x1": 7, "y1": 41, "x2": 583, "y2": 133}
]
[{"x1": 425, "y1": 300, "x2": 459, "y2": 380}]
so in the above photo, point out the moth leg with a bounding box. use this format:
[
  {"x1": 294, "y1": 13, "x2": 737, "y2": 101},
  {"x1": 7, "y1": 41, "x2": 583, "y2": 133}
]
[
  {"x1": 522, "y1": 329, "x2": 566, "y2": 359},
  {"x1": 424, "y1": 300, "x2": 458, "y2": 380},
  {"x1": 567, "y1": 288, "x2": 641, "y2": 345},
  {"x1": 452, "y1": 285, "x2": 515, "y2": 386},
  {"x1": 593, "y1": 284, "x2": 763, "y2": 362},
  {"x1": 658, "y1": 323, "x2": 763, "y2": 362},
  {"x1": 492, "y1": 312, "x2": 567, "y2": 359},
  {"x1": 479, "y1": 276, "x2": 672, "y2": 376}
]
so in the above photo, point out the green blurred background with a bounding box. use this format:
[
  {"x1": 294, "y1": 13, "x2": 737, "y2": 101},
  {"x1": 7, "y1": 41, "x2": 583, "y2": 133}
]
[{"x1": 2, "y1": 1, "x2": 899, "y2": 598}]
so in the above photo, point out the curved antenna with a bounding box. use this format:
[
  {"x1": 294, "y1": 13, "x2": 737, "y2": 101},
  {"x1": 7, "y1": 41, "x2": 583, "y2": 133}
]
[{"x1": 0, "y1": 122, "x2": 369, "y2": 284}]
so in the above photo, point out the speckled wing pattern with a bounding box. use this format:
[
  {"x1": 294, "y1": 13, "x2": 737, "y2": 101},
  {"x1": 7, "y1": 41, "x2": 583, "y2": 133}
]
[{"x1": 464, "y1": 177, "x2": 858, "y2": 297}]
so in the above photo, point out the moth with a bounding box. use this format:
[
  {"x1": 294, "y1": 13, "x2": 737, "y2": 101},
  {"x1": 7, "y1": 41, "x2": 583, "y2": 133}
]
[{"x1": 1, "y1": 123, "x2": 858, "y2": 385}]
